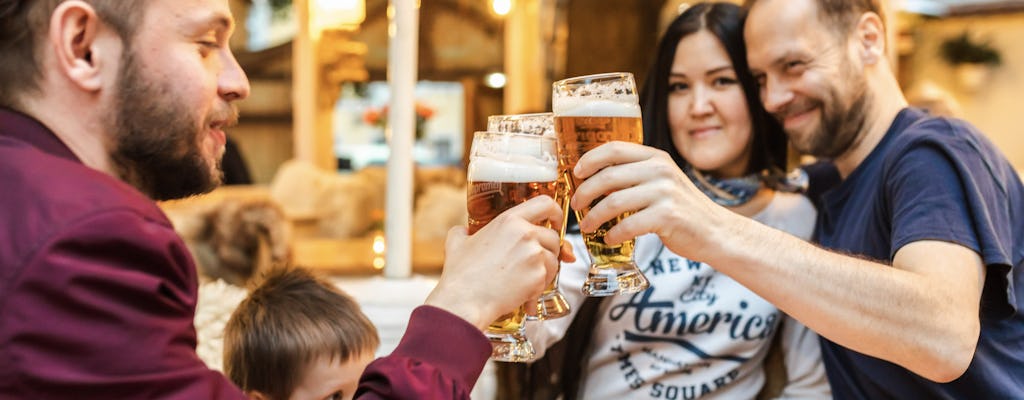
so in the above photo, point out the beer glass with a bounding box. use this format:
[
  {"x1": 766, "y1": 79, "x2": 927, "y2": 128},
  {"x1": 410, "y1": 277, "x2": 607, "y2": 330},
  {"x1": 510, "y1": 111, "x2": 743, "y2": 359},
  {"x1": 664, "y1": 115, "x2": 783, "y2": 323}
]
[
  {"x1": 467, "y1": 131, "x2": 559, "y2": 362},
  {"x1": 487, "y1": 112, "x2": 556, "y2": 136},
  {"x1": 552, "y1": 72, "x2": 650, "y2": 296},
  {"x1": 487, "y1": 113, "x2": 570, "y2": 321}
]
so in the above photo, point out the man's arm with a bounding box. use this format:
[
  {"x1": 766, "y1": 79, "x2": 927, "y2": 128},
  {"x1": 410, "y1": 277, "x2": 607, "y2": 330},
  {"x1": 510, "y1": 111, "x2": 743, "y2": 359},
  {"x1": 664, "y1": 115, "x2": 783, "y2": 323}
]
[
  {"x1": 569, "y1": 142, "x2": 984, "y2": 382},
  {"x1": 1, "y1": 210, "x2": 248, "y2": 399},
  {"x1": 355, "y1": 306, "x2": 491, "y2": 400},
  {"x1": 715, "y1": 219, "x2": 983, "y2": 383}
]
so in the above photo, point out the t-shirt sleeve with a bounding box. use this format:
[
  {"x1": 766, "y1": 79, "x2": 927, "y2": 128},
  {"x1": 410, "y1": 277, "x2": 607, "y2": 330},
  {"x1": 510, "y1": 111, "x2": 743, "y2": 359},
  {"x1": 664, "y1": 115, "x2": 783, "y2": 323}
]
[
  {"x1": 3, "y1": 210, "x2": 247, "y2": 399},
  {"x1": 355, "y1": 305, "x2": 491, "y2": 399},
  {"x1": 775, "y1": 315, "x2": 831, "y2": 399},
  {"x1": 525, "y1": 232, "x2": 591, "y2": 359},
  {"x1": 885, "y1": 122, "x2": 1018, "y2": 318}
]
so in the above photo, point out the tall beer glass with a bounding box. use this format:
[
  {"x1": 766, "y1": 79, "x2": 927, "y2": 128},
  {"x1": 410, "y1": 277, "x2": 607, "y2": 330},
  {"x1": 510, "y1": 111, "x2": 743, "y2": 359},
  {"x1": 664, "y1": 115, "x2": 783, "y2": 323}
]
[
  {"x1": 487, "y1": 113, "x2": 570, "y2": 321},
  {"x1": 467, "y1": 131, "x2": 559, "y2": 362},
  {"x1": 552, "y1": 72, "x2": 650, "y2": 296}
]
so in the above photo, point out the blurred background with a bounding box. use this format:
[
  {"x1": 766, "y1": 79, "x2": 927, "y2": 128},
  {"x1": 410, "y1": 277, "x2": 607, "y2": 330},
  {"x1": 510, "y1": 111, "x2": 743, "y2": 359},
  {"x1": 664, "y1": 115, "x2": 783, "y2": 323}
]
[{"x1": 227, "y1": 0, "x2": 1024, "y2": 183}]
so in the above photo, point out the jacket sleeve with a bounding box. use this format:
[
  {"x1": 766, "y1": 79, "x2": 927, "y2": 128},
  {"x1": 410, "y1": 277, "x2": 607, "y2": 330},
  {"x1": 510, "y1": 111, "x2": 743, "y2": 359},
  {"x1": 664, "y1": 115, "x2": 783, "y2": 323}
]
[
  {"x1": 1, "y1": 209, "x2": 247, "y2": 399},
  {"x1": 355, "y1": 306, "x2": 492, "y2": 399}
]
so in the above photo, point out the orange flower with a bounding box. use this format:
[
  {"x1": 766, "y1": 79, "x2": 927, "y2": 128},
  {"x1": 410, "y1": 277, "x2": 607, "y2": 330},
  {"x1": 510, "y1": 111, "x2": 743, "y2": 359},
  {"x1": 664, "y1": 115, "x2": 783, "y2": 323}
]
[
  {"x1": 415, "y1": 102, "x2": 435, "y2": 120},
  {"x1": 363, "y1": 101, "x2": 435, "y2": 128},
  {"x1": 362, "y1": 108, "x2": 383, "y2": 125}
]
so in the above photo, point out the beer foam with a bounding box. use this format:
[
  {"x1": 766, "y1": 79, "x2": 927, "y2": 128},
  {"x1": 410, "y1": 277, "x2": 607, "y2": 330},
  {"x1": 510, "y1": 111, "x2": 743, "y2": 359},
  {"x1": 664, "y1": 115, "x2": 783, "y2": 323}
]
[
  {"x1": 468, "y1": 156, "x2": 558, "y2": 183},
  {"x1": 552, "y1": 98, "x2": 641, "y2": 118}
]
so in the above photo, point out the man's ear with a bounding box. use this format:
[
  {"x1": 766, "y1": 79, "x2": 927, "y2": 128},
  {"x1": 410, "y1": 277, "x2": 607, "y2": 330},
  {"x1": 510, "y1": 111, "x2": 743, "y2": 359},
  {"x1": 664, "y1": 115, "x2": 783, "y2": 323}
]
[
  {"x1": 853, "y1": 11, "x2": 886, "y2": 66},
  {"x1": 48, "y1": 1, "x2": 118, "y2": 92}
]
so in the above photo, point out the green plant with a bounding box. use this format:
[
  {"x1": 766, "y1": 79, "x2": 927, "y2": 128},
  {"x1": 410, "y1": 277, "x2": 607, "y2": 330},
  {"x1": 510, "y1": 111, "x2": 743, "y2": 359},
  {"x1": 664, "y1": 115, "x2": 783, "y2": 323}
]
[
  {"x1": 269, "y1": 0, "x2": 292, "y2": 12},
  {"x1": 940, "y1": 31, "x2": 1002, "y2": 66}
]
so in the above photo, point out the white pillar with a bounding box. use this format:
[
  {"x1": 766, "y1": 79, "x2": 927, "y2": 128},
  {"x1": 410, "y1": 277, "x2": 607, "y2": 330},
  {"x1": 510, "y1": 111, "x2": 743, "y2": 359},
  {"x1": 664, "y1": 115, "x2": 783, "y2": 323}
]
[{"x1": 384, "y1": 0, "x2": 419, "y2": 279}]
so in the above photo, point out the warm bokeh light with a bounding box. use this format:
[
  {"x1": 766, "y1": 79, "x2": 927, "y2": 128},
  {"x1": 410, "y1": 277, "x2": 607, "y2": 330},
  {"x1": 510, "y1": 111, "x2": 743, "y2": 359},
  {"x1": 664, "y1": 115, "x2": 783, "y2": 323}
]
[
  {"x1": 311, "y1": 0, "x2": 365, "y2": 38},
  {"x1": 372, "y1": 234, "x2": 386, "y2": 254},
  {"x1": 372, "y1": 233, "x2": 386, "y2": 270},
  {"x1": 485, "y1": 72, "x2": 507, "y2": 89},
  {"x1": 492, "y1": 0, "x2": 512, "y2": 16}
]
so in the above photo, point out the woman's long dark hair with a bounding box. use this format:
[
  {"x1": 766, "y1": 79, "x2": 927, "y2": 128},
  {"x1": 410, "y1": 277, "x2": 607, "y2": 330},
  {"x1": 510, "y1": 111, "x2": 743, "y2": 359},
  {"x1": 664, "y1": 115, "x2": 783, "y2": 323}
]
[{"x1": 641, "y1": 2, "x2": 787, "y2": 179}]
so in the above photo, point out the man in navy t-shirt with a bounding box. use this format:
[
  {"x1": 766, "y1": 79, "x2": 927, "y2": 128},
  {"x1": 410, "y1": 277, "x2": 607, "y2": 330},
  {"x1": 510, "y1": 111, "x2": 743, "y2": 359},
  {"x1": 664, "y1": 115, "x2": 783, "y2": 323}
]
[
  {"x1": 808, "y1": 107, "x2": 1023, "y2": 398},
  {"x1": 741, "y1": 0, "x2": 1023, "y2": 397},
  {"x1": 565, "y1": 0, "x2": 1022, "y2": 398}
]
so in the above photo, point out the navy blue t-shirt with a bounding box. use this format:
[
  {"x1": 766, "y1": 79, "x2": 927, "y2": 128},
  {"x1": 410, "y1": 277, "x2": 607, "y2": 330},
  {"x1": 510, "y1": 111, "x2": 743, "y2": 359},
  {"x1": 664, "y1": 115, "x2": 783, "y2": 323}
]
[{"x1": 813, "y1": 108, "x2": 1024, "y2": 399}]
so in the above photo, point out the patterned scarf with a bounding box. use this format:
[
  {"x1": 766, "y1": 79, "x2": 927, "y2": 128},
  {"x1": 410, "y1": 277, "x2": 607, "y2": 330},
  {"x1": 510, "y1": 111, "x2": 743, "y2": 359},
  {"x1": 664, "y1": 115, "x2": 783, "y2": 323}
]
[{"x1": 683, "y1": 165, "x2": 763, "y2": 207}]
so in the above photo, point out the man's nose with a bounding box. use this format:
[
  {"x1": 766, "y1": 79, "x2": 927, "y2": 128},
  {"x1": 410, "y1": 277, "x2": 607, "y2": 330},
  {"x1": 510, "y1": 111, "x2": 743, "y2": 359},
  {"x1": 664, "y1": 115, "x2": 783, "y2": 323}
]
[
  {"x1": 219, "y1": 49, "x2": 251, "y2": 102},
  {"x1": 761, "y1": 76, "x2": 793, "y2": 114}
]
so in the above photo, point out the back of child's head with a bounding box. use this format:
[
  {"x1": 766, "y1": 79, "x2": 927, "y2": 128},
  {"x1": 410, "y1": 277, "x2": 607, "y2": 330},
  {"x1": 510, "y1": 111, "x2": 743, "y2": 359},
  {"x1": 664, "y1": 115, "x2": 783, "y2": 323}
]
[{"x1": 223, "y1": 267, "x2": 379, "y2": 399}]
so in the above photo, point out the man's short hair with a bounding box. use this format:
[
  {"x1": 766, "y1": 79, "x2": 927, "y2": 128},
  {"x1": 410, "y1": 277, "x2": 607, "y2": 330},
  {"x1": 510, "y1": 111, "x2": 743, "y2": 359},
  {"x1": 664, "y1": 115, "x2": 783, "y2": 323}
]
[
  {"x1": 0, "y1": 0, "x2": 145, "y2": 109},
  {"x1": 223, "y1": 267, "x2": 380, "y2": 400},
  {"x1": 745, "y1": 0, "x2": 884, "y2": 38}
]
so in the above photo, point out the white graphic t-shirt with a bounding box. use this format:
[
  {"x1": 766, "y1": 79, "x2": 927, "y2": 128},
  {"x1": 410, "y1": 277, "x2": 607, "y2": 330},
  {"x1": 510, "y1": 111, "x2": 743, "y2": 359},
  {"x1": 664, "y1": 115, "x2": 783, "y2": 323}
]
[{"x1": 531, "y1": 192, "x2": 829, "y2": 399}]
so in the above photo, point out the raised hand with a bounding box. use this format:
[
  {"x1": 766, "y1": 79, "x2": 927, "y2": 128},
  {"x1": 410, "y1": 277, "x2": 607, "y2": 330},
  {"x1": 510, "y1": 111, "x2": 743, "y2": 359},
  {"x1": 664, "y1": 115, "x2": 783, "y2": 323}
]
[{"x1": 426, "y1": 195, "x2": 564, "y2": 330}]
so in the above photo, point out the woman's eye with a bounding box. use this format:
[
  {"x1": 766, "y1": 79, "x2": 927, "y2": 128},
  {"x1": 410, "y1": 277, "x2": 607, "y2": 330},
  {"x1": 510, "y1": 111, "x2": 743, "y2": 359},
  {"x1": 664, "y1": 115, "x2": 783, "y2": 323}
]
[
  {"x1": 668, "y1": 82, "x2": 689, "y2": 92},
  {"x1": 326, "y1": 391, "x2": 344, "y2": 400}
]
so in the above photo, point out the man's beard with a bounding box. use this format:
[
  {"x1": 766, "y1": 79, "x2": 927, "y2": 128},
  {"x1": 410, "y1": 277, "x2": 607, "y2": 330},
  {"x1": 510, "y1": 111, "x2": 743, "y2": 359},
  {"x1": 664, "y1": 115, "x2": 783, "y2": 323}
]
[
  {"x1": 109, "y1": 49, "x2": 235, "y2": 201},
  {"x1": 774, "y1": 69, "x2": 871, "y2": 160}
]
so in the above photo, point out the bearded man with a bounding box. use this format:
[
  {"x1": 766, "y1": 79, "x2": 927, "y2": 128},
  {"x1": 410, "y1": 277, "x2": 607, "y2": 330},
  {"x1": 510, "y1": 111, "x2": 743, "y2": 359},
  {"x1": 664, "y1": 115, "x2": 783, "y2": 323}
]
[{"x1": 0, "y1": 1, "x2": 562, "y2": 398}]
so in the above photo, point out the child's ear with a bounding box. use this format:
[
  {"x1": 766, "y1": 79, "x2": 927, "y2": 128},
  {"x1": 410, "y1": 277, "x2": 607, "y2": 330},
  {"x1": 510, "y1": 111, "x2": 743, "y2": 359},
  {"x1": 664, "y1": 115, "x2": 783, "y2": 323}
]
[{"x1": 246, "y1": 390, "x2": 270, "y2": 400}]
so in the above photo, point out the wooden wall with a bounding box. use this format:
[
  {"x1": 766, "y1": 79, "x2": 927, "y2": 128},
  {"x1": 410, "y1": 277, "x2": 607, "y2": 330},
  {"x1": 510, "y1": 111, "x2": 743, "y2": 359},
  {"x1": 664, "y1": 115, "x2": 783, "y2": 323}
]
[{"x1": 563, "y1": 0, "x2": 667, "y2": 88}]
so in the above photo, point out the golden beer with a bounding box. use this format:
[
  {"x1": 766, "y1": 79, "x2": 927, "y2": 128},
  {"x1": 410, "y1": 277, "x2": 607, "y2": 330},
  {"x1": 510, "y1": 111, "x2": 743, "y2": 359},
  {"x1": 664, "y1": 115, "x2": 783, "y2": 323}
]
[
  {"x1": 467, "y1": 131, "x2": 558, "y2": 361},
  {"x1": 552, "y1": 72, "x2": 650, "y2": 296},
  {"x1": 555, "y1": 115, "x2": 643, "y2": 266},
  {"x1": 468, "y1": 181, "x2": 558, "y2": 235}
]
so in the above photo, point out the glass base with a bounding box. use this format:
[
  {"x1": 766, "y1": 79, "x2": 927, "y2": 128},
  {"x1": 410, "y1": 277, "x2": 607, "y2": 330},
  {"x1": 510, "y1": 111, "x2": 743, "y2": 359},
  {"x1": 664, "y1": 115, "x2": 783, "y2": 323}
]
[
  {"x1": 582, "y1": 262, "x2": 650, "y2": 296},
  {"x1": 486, "y1": 332, "x2": 536, "y2": 362},
  {"x1": 529, "y1": 290, "x2": 571, "y2": 321}
]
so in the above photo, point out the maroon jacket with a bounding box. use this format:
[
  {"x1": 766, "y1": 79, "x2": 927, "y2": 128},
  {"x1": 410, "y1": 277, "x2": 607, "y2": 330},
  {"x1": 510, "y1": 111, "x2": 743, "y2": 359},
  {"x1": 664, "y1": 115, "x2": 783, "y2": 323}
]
[{"x1": 0, "y1": 108, "x2": 490, "y2": 399}]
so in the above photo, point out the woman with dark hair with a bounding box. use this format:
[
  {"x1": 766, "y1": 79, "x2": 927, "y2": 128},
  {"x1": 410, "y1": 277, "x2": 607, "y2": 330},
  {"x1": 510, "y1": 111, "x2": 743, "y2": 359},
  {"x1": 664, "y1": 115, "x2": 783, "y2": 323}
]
[
  {"x1": 641, "y1": 3, "x2": 788, "y2": 188},
  {"x1": 511, "y1": 3, "x2": 830, "y2": 399}
]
